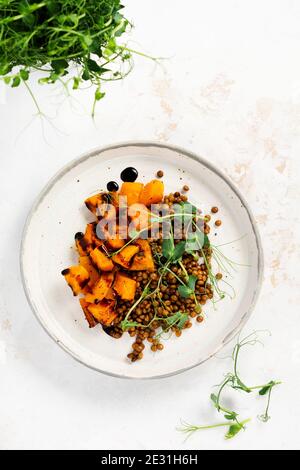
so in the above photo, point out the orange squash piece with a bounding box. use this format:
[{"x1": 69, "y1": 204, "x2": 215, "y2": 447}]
[
  {"x1": 112, "y1": 245, "x2": 139, "y2": 268},
  {"x1": 106, "y1": 237, "x2": 125, "y2": 250},
  {"x1": 97, "y1": 203, "x2": 116, "y2": 222},
  {"x1": 105, "y1": 288, "x2": 116, "y2": 300},
  {"x1": 75, "y1": 223, "x2": 102, "y2": 255},
  {"x1": 87, "y1": 300, "x2": 117, "y2": 326},
  {"x1": 119, "y1": 182, "x2": 144, "y2": 206},
  {"x1": 79, "y1": 298, "x2": 98, "y2": 328},
  {"x1": 106, "y1": 225, "x2": 125, "y2": 250},
  {"x1": 128, "y1": 204, "x2": 150, "y2": 231},
  {"x1": 139, "y1": 180, "x2": 164, "y2": 206},
  {"x1": 79, "y1": 255, "x2": 100, "y2": 287},
  {"x1": 113, "y1": 272, "x2": 137, "y2": 301},
  {"x1": 90, "y1": 247, "x2": 114, "y2": 272},
  {"x1": 61, "y1": 265, "x2": 90, "y2": 296},
  {"x1": 85, "y1": 223, "x2": 103, "y2": 247},
  {"x1": 84, "y1": 193, "x2": 103, "y2": 216},
  {"x1": 130, "y1": 240, "x2": 155, "y2": 271},
  {"x1": 75, "y1": 233, "x2": 89, "y2": 256},
  {"x1": 85, "y1": 272, "x2": 114, "y2": 303},
  {"x1": 83, "y1": 223, "x2": 95, "y2": 245}
]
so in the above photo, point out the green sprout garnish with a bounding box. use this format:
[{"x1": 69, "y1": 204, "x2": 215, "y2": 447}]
[
  {"x1": 0, "y1": 1, "x2": 161, "y2": 117},
  {"x1": 178, "y1": 332, "x2": 281, "y2": 440}
]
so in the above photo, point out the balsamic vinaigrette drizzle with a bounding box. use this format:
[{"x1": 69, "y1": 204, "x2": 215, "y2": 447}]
[
  {"x1": 74, "y1": 232, "x2": 84, "y2": 240},
  {"x1": 106, "y1": 181, "x2": 119, "y2": 192},
  {"x1": 120, "y1": 167, "x2": 138, "y2": 182}
]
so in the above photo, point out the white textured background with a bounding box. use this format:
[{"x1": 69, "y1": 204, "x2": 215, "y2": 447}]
[{"x1": 0, "y1": 0, "x2": 299, "y2": 450}]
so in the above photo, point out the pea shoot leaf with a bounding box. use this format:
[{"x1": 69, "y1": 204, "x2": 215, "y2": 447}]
[
  {"x1": 20, "y1": 69, "x2": 29, "y2": 81},
  {"x1": 233, "y1": 377, "x2": 251, "y2": 393},
  {"x1": 259, "y1": 381, "x2": 275, "y2": 396},
  {"x1": 162, "y1": 236, "x2": 174, "y2": 259},
  {"x1": 162, "y1": 235, "x2": 186, "y2": 263},
  {"x1": 224, "y1": 412, "x2": 238, "y2": 421},
  {"x1": 177, "y1": 201, "x2": 197, "y2": 223},
  {"x1": 95, "y1": 88, "x2": 105, "y2": 101},
  {"x1": 11, "y1": 76, "x2": 20, "y2": 87},
  {"x1": 178, "y1": 285, "x2": 192, "y2": 298},
  {"x1": 186, "y1": 230, "x2": 207, "y2": 253},
  {"x1": 225, "y1": 422, "x2": 245, "y2": 440},
  {"x1": 51, "y1": 59, "x2": 68, "y2": 74},
  {"x1": 120, "y1": 320, "x2": 141, "y2": 330},
  {"x1": 164, "y1": 311, "x2": 188, "y2": 330},
  {"x1": 187, "y1": 275, "x2": 197, "y2": 290},
  {"x1": 172, "y1": 241, "x2": 186, "y2": 261},
  {"x1": 178, "y1": 275, "x2": 197, "y2": 298},
  {"x1": 210, "y1": 393, "x2": 218, "y2": 405}
]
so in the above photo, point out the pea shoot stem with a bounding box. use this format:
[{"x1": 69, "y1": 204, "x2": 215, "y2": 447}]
[{"x1": 23, "y1": 80, "x2": 42, "y2": 115}]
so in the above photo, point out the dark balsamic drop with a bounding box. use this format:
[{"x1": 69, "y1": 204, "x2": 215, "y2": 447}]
[
  {"x1": 102, "y1": 325, "x2": 122, "y2": 339},
  {"x1": 120, "y1": 167, "x2": 138, "y2": 182},
  {"x1": 75, "y1": 232, "x2": 84, "y2": 240},
  {"x1": 107, "y1": 181, "x2": 119, "y2": 192}
]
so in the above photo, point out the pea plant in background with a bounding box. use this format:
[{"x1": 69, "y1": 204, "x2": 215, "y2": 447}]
[
  {"x1": 0, "y1": 0, "x2": 156, "y2": 116},
  {"x1": 178, "y1": 331, "x2": 282, "y2": 440}
]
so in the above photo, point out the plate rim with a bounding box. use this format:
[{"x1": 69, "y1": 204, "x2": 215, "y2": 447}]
[{"x1": 20, "y1": 140, "x2": 264, "y2": 380}]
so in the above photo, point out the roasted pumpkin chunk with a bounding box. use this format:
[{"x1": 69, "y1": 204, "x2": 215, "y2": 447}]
[
  {"x1": 85, "y1": 272, "x2": 114, "y2": 303},
  {"x1": 61, "y1": 265, "x2": 89, "y2": 296},
  {"x1": 106, "y1": 225, "x2": 126, "y2": 250},
  {"x1": 139, "y1": 179, "x2": 164, "y2": 206},
  {"x1": 128, "y1": 203, "x2": 150, "y2": 231},
  {"x1": 112, "y1": 245, "x2": 139, "y2": 268},
  {"x1": 79, "y1": 255, "x2": 100, "y2": 291},
  {"x1": 79, "y1": 298, "x2": 98, "y2": 328},
  {"x1": 113, "y1": 272, "x2": 137, "y2": 301},
  {"x1": 97, "y1": 203, "x2": 116, "y2": 222},
  {"x1": 84, "y1": 193, "x2": 103, "y2": 216},
  {"x1": 90, "y1": 247, "x2": 114, "y2": 271},
  {"x1": 130, "y1": 239, "x2": 155, "y2": 271},
  {"x1": 119, "y1": 182, "x2": 144, "y2": 206},
  {"x1": 87, "y1": 300, "x2": 117, "y2": 326},
  {"x1": 75, "y1": 232, "x2": 88, "y2": 256},
  {"x1": 105, "y1": 288, "x2": 116, "y2": 300},
  {"x1": 85, "y1": 223, "x2": 103, "y2": 247},
  {"x1": 75, "y1": 223, "x2": 102, "y2": 255}
]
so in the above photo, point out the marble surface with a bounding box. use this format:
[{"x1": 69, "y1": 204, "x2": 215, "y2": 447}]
[{"x1": 0, "y1": 0, "x2": 299, "y2": 450}]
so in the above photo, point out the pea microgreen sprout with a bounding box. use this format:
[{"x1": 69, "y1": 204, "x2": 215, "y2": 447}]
[
  {"x1": 0, "y1": 0, "x2": 161, "y2": 117},
  {"x1": 178, "y1": 332, "x2": 281, "y2": 441},
  {"x1": 258, "y1": 381, "x2": 278, "y2": 423},
  {"x1": 178, "y1": 418, "x2": 251, "y2": 441}
]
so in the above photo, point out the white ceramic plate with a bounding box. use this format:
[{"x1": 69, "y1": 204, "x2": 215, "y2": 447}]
[{"x1": 20, "y1": 142, "x2": 263, "y2": 379}]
